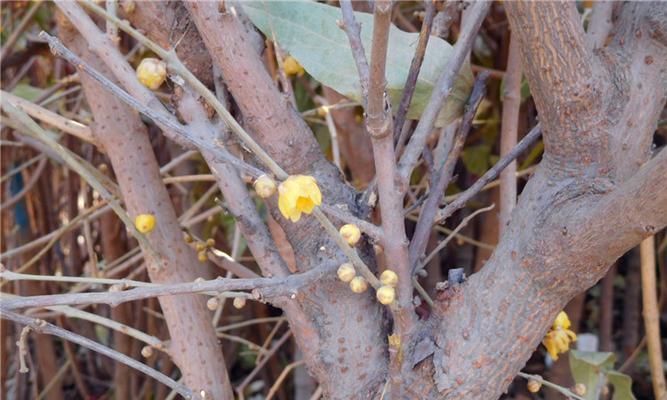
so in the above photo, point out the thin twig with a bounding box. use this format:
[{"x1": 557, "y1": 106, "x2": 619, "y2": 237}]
[
  {"x1": 1, "y1": 309, "x2": 193, "y2": 398},
  {"x1": 0, "y1": 0, "x2": 42, "y2": 60},
  {"x1": 397, "y1": 1, "x2": 491, "y2": 184},
  {"x1": 435, "y1": 124, "x2": 541, "y2": 223},
  {"x1": 416, "y1": 204, "x2": 495, "y2": 274},
  {"x1": 517, "y1": 372, "x2": 586, "y2": 400},
  {"x1": 0, "y1": 262, "x2": 338, "y2": 310},
  {"x1": 339, "y1": 0, "x2": 370, "y2": 107},
  {"x1": 498, "y1": 36, "x2": 522, "y2": 233},
  {"x1": 235, "y1": 330, "x2": 292, "y2": 396},
  {"x1": 394, "y1": 0, "x2": 436, "y2": 148},
  {"x1": 640, "y1": 236, "x2": 666, "y2": 399},
  {"x1": 266, "y1": 360, "x2": 305, "y2": 400},
  {"x1": 39, "y1": 32, "x2": 265, "y2": 179},
  {"x1": 1, "y1": 91, "x2": 98, "y2": 146},
  {"x1": 319, "y1": 203, "x2": 383, "y2": 241},
  {"x1": 0, "y1": 157, "x2": 47, "y2": 210},
  {"x1": 408, "y1": 73, "x2": 488, "y2": 269}
]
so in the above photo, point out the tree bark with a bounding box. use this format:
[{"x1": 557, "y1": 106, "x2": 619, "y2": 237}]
[{"x1": 56, "y1": 16, "x2": 233, "y2": 399}]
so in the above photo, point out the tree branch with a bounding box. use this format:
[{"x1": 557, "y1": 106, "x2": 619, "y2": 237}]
[
  {"x1": 393, "y1": 0, "x2": 436, "y2": 148},
  {"x1": 339, "y1": 0, "x2": 370, "y2": 107},
  {"x1": 505, "y1": 1, "x2": 608, "y2": 175},
  {"x1": 1, "y1": 262, "x2": 337, "y2": 311},
  {"x1": 408, "y1": 73, "x2": 488, "y2": 270}
]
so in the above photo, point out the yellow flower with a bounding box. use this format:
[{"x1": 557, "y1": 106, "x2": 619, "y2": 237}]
[
  {"x1": 136, "y1": 57, "x2": 167, "y2": 90},
  {"x1": 134, "y1": 213, "x2": 156, "y2": 233},
  {"x1": 542, "y1": 311, "x2": 577, "y2": 360},
  {"x1": 278, "y1": 175, "x2": 322, "y2": 222},
  {"x1": 283, "y1": 56, "x2": 304, "y2": 77}
]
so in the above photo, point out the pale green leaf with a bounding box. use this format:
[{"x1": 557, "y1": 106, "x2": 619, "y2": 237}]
[
  {"x1": 606, "y1": 370, "x2": 636, "y2": 400},
  {"x1": 569, "y1": 350, "x2": 615, "y2": 400},
  {"x1": 242, "y1": 0, "x2": 473, "y2": 127}
]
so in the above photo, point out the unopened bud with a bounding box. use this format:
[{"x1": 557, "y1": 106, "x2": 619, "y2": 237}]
[{"x1": 136, "y1": 58, "x2": 167, "y2": 90}]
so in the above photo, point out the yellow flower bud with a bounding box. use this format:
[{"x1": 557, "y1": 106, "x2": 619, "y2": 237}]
[
  {"x1": 206, "y1": 238, "x2": 215, "y2": 247},
  {"x1": 136, "y1": 57, "x2": 167, "y2": 90},
  {"x1": 339, "y1": 224, "x2": 361, "y2": 246},
  {"x1": 573, "y1": 383, "x2": 586, "y2": 396},
  {"x1": 278, "y1": 175, "x2": 322, "y2": 222},
  {"x1": 184, "y1": 233, "x2": 193, "y2": 243},
  {"x1": 553, "y1": 311, "x2": 571, "y2": 330},
  {"x1": 527, "y1": 379, "x2": 542, "y2": 393},
  {"x1": 283, "y1": 56, "x2": 304, "y2": 77},
  {"x1": 134, "y1": 213, "x2": 156, "y2": 233},
  {"x1": 317, "y1": 106, "x2": 329, "y2": 118},
  {"x1": 233, "y1": 297, "x2": 246, "y2": 309},
  {"x1": 197, "y1": 251, "x2": 208, "y2": 263},
  {"x1": 254, "y1": 174, "x2": 277, "y2": 198},
  {"x1": 141, "y1": 346, "x2": 153, "y2": 358},
  {"x1": 380, "y1": 269, "x2": 398, "y2": 287},
  {"x1": 337, "y1": 263, "x2": 356, "y2": 282},
  {"x1": 195, "y1": 242, "x2": 206, "y2": 251},
  {"x1": 206, "y1": 297, "x2": 220, "y2": 311},
  {"x1": 376, "y1": 285, "x2": 396, "y2": 305},
  {"x1": 121, "y1": 0, "x2": 135, "y2": 14},
  {"x1": 349, "y1": 276, "x2": 368, "y2": 293}
]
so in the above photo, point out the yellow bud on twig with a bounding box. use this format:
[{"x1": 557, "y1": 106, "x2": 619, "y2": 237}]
[
  {"x1": 380, "y1": 269, "x2": 398, "y2": 287},
  {"x1": 527, "y1": 379, "x2": 542, "y2": 393},
  {"x1": 207, "y1": 297, "x2": 220, "y2": 311},
  {"x1": 283, "y1": 56, "x2": 304, "y2": 77},
  {"x1": 134, "y1": 214, "x2": 156, "y2": 233},
  {"x1": 233, "y1": 297, "x2": 246, "y2": 309},
  {"x1": 339, "y1": 224, "x2": 361, "y2": 246},
  {"x1": 136, "y1": 58, "x2": 167, "y2": 90},
  {"x1": 141, "y1": 346, "x2": 153, "y2": 358},
  {"x1": 254, "y1": 175, "x2": 277, "y2": 198},
  {"x1": 349, "y1": 276, "x2": 368, "y2": 293},
  {"x1": 337, "y1": 263, "x2": 356, "y2": 282},
  {"x1": 376, "y1": 285, "x2": 396, "y2": 305}
]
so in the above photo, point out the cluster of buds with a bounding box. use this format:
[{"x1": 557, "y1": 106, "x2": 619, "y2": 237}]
[
  {"x1": 184, "y1": 234, "x2": 216, "y2": 263},
  {"x1": 207, "y1": 295, "x2": 246, "y2": 310},
  {"x1": 336, "y1": 262, "x2": 399, "y2": 306}
]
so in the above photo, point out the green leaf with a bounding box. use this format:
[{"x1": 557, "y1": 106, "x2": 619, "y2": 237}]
[
  {"x1": 461, "y1": 144, "x2": 491, "y2": 175},
  {"x1": 569, "y1": 350, "x2": 615, "y2": 400},
  {"x1": 606, "y1": 370, "x2": 636, "y2": 400},
  {"x1": 242, "y1": 0, "x2": 473, "y2": 127},
  {"x1": 12, "y1": 83, "x2": 45, "y2": 102}
]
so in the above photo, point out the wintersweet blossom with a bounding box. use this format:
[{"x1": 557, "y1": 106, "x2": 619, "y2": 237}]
[
  {"x1": 277, "y1": 175, "x2": 322, "y2": 222},
  {"x1": 542, "y1": 311, "x2": 577, "y2": 360}
]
